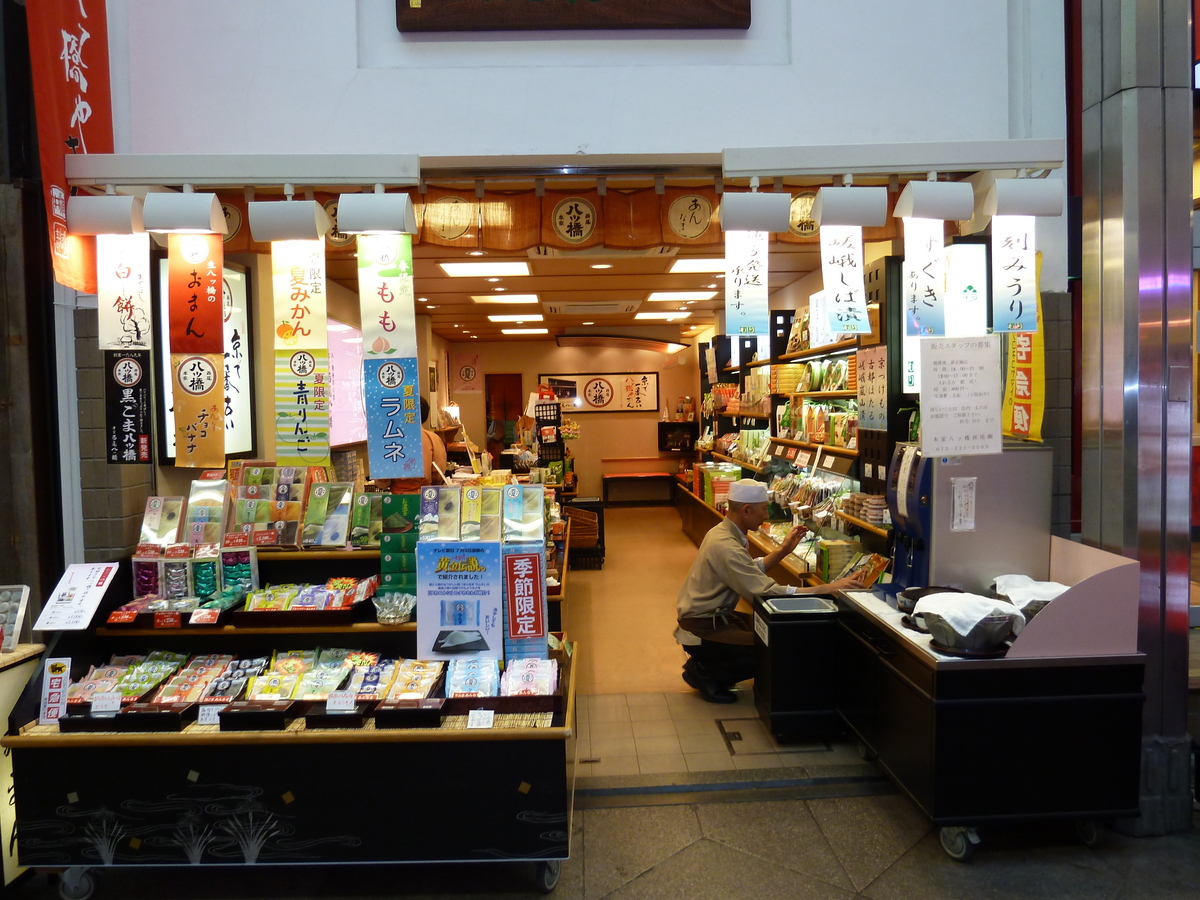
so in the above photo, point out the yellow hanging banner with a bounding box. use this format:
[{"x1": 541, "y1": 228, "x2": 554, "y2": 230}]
[{"x1": 1001, "y1": 252, "x2": 1046, "y2": 441}]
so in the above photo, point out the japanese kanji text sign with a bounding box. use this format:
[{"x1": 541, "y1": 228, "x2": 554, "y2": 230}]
[
  {"x1": 902, "y1": 218, "x2": 945, "y2": 337},
  {"x1": 364, "y1": 357, "x2": 423, "y2": 479},
  {"x1": 856, "y1": 346, "x2": 888, "y2": 431},
  {"x1": 819, "y1": 226, "x2": 870, "y2": 334},
  {"x1": 105, "y1": 350, "x2": 152, "y2": 464},
  {"x1": 97, "y1": 233, "x2": 152, "y2": 349},
  {"x1": 919, "y1": 336, "x2": 1002, "y2": 457},
  {"x1": 725, "y1": 229, "x2": 770, "y2": 353},
  {"x1": 272, "y1": 240, "x2": 330, "y2": 465},
  {"x1": 1001, "y1": 254, "x2": 1045, "y2": 441},
  {"x1": 991, "y1": 215, "x2": 1038, "y2": 333},
  {"x1": 357, "y1": 234, "x2": 417, "y2": 358}
]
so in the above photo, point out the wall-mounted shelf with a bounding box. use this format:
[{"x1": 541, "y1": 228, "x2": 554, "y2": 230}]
[
  {"x1": 792, "y1": 390, "x2": 858, "y2": 399},
  {"x1": 778, "y1": 338, "x2": 859, "y2": 362},
  {"x1": 834, "y1": 510, "x2": 890, "y2": 538},
  {"x1": 716, "y1": 411, "x2": 771, "y2": 420},
  {"x1": 710, "y1": 451, "x2": 765, "y2": 473},
  {"x1": 770, "y1": 437, "x2": 859, "y2": 458}
]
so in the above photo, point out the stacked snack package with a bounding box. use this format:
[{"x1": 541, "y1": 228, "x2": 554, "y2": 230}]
[
  {"x1": 386, "y1": 660, "x2": 445, "y2": 700},
  {"x1": 203, "y1": 657, "x2": 269, "y2": 703},
  {"x1": 153, "y1": 654, "x2": 235, "y2": 703},
  {"x1": 445, "y1": 658, "x2": 500, "y2": 698},
  {"x1": 500, "y1": 658, "x2": 559, "y2": 697}
]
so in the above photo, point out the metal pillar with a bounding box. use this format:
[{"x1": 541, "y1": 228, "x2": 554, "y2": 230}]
[{"x1": 1081, "y1": 0, "x2": 1193, "y2": 834}]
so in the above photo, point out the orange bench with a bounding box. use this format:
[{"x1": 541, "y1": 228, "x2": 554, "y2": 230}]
[{"x1": 602, "y1": 472, "x2": 676, "y2": 505}]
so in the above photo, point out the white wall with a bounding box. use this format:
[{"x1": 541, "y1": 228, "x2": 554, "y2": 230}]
[{"x1": 105, "y1": 0, "x2": 1061, "y2": 160}]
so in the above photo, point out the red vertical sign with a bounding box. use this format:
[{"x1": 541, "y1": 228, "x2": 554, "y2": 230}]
[
  {"x1": 26, "y1": 0, "x2": 115, "y2": 294},
  {"x1": 503, "y1": 553, "x2": 547, "y2": 641}
]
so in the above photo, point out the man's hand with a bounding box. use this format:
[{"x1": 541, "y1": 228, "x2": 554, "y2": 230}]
[
  {"x1": 778, "y1": 524, "x2": 808, "y2": 555},
  {"x1": 825, "y1": 571, "x2": 872, "y2": 592}
]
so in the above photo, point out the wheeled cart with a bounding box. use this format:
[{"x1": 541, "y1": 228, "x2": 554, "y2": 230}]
[{"x1": 2, "y1": 633, "x2": 578, "y2": 898}]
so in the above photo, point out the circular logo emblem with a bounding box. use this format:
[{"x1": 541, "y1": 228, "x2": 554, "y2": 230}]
[
  {"x1": 583, "y1": 377, "x2": 614, "y2": 408},
  {"x1": 458, "y1": 364, "x2": 477, "y2": 384},
  {"x1": 149, "y1": 498, "x2": 162, "y2": 511},
  {"x1": 112, "y1": 357, "x2": 143, "y2": 387},
  {"x1": 668, "y1": 194, "x2": 713, "y2": 240},
  {"x1": 551, "y1": 197, "x2": 597, "y2": 244},
  {"x1": 222, "y1": 278, "x2": 234, "y2": 323},
  {"x1": 360, "y1": 233, "x2": 399, "y2": 267},
  {"x1": 289, "y1": 351, "x2": 317, "y2": 377},
  {"x1": 220, "y1": 203, "x2": 243, "y2": 245},
  {"x1": 314, "y1": 486, "x2": 327, "y2": 498},
  {"x1": 180, "y1": 236, "x2": 211, "y2": 264},
  {"x1": 357, "y1": 495, "x2": 369, "y2": 507},
  {"x1": 428, "y1": 196, "x2": 474, "y2": 241},
  {"x1": 322, "y1": 198, "x2": 355, "y2": 248},
  {"x1": 377, "y1": 361, "x2": 405, "y2": 389},
  {"x1": 789, "y1": 192, "x2": 819, "y2": 239},
  {"x1": 176, "y1": 356, "x2": 217, "y2": 396}
]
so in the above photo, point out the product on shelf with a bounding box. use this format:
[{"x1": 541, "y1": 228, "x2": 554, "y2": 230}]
[
  {"x1": 500, "y1": 658, "x2": 559, "y2": 696},
  {"x1": 350, "y1": 492, "x2": 385, "y2": 547},
  {"x1": 138, "y1": 497, "x2": 186, "y2": 546},
  {"x1": 183, "y1": 479, "x2": 229, "y2": 545},
  {"x1": 445, "y1": 658, "x2": 500, "y2": 698},
  {"x1": 386, "y1": 659, "x2": 445, "y2": 700},
  {"x1": 302, "y1": 482, "x2": 355, "y2": 548}
]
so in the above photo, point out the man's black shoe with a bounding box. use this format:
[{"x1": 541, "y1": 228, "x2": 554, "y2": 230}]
[{"x1": 682, "y1": 659, "x2": 737, "y2": 704}]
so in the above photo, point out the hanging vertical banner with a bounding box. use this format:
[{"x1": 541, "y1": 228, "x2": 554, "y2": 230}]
[
  {"x1": 274, "y1": 349, "x2": 331, "y2": 467},
  {"x1": 97, "y1": 233, "x2": 152, "y2": 348},
  {"x1": 856, "y1": 345, "x2": 888, "y2": 431},
  {"x1": 944, "y1": 243, "x2": 989, "y2": 337},
  {"x1": 104, "y1": 350, "x2": 152, "y2": 463},
  {"x1": 1002, "y1": 254, "x2": 1046, "y2": 441},
  {"x1": 272, "y1": 240, "x2": 330, "y2": 466},
  {"x1": 450, "y1": 352, "x2": 482, "y2": 393},
  {"x1": 819, "y1": 226, "x2": 870, "y2": 334},
  {"x1": 902, "y1": 218, "x2": 946, "y2": 336},
  {"x1": 357, "y1": 234, "x2": 417, "y2": 357},
  {"x1": 364, "y1": 357, "x2": 423, "y2": 480},
  {"x1": 26, "y1": 0, "x2": 115, "y2": 294},
  {"x1": 991, "y1": 215, "x2": 1037, "y2": 333},
  {"x1": 725, "y1": 230, "x2": 770, "y2": 349},
  {"x1": 168, "y1": 234, "x2": 225, "y2": 467},
  {"x1": 808, "y1": 291, "x2": 838, "y2": 349}
]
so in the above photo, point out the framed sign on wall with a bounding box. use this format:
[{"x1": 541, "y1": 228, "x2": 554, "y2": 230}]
[{"x1": 539, "y1": 372, "x2": 659, "y2": 413}]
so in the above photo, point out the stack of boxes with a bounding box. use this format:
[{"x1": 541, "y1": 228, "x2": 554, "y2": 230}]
[{"x1": 380, "y1": 494, "x2": 420, "y2": 595}]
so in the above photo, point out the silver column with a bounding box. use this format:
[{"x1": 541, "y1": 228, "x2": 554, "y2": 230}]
[{"x1": 1081, "y1": 0, "x2": 1193, "y2": 834}]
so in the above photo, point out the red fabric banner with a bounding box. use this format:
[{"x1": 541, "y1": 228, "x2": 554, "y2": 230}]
[{"x1": 26, "y1": 0, "x2": 115, "y2": 294}]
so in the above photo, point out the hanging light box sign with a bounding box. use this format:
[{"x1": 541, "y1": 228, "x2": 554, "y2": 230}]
[
  {"x1": 104, "y1": 350, "x2": 152, "y2": 463},
  {"x1": 724, "y1": 230, "x2": 770, "y2": 356},
  {"x1": 819, "y1": 226, "x2": 870, "y2": 334},
  {"x1": 357, "y1": 233, "x2": 422, "y2": 479},
  {"x1": 167, "y1": 234, "x2": 226, "y2": 468},
  {"x1": 97, "y1": 233, "x2": 152, "y2": 349},
  {"x1": 944, "y1": 243, "x2": 989, "y2": 338},
  {"x1": 902, "y1": 218, "x2": 945, "y2": 337},
  {"x1": 990, "y1": 215, "x2": 1037, "y2": 333},
  {"x1": 357, "y1": 234, "x2": 417, "y2": 357}
]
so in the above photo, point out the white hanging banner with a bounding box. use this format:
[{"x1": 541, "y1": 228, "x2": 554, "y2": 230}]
[
  {"x1": 97, "y1": 233, "x2": 152, "y2": 349},
  {"x1": 357, "y1": 233, "x2": 417, "y2": 358},
  {"x1": 272, "y1": 240, "x2": 328, "y2": 349},
  {"x1": 902, "y1": 217, "x2": 945, "y2": 337},
  {"x1": 808, "y1": 291, "x2": 837, "y2": 349},
  {"x1": 819, "y1": 225, "x2": 870, "y2": 334},
  {"x1": 990, "y1": 215, "x2": 1037, "y2": 333},
  {"x1": 724, "y1": 230, "x2": 769, "y2": 353},
  {"x1": 944, "y1": 243, "x2": 989, "y2": 337}
]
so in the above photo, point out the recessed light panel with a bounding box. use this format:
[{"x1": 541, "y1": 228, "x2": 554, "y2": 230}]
[
  {"x1": 488, "y1": 314, "x2": 545, "y2": 322},
  {"x1": 669, "y1": 259, "x2": 725, "y2": 273},
  {"x1": 440, "y1": 262, "x2": 530, "y2": 277},
  {"x1": 501, "y1": 328, "x2": 549, "y2": 334},
  {"x1": 470, "y1": 294, "x2": 540, "y2": 304},
  {"x1": 635, "y1": 312, "x2": 692, "y2": 320},
  {"x1": 646, "y1": 291, "x2": 718, "y2": 302}
]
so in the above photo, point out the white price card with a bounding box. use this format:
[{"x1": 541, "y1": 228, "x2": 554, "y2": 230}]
[
  {"x1": 197, "y1": 704, "x2": 225, "y2": 725},
  {"x1": 34, "y1": 563, "x2": 119, "y2": 631},
  {"x1": 466, "y1": 708, "x2": 495, "y2": 729},
  {"x1": 90, "y1": 692, "x2": 122, "y2": 715},
  {"x1": 326, "y1": 691, "x2": 357, "y2": 712}
]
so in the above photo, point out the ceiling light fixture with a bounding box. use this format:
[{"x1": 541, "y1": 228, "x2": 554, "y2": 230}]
[
  {"x1": 470, "y1": 294, "x2": 540, "y2": 304},
  {"x1": 646, "y1": 291, "x2": 717, "y2": 302},
  {"x1": 248, "y1": 199, "x2": 332, "y2": 242},
  {"x1": 334, "y1": 187, "x2": 417, "y2": 234},
  {"x1": 636, "y1": 311, "x2": 692, "y2": 320},
  {"x1": 502, "y1": 328, "x2": 549, "y2": 335},
  {"x1": 487, "y1": 277, "x2": 500, "y2": 282},
  {"x1": 467, "y1": 250, "x2": 486, "y2": 256},
  {"x1": 143, "y1": 189, "x2": 226, "y2": 234},
  {"x1": 590, "y1": 263, "x2": 613, "y2": 269},
  {"x1": 440, "y1": 261, "x2": 529, "y2": 277},
  {"x1": 556, "y1": 334, "x2": 688, "y2": 354},
  {"x1": 418, "y1": 297, "x2": 428, "y2": 302},
  {"x1": 669, "y1": 258, "x2": 725, "y2": 273},
  {"x1": 488, "y1": 314, "x2": 545, "y2": 322},
  {"x1": 493, "y1": 287, "x2": 506, "y2": 291},
  {"x1": 582, "y1": 321, "x2": 595, "y2": 325},
  {"x1": 67, "y1": 193, "x2": 144, "y2": 234}
]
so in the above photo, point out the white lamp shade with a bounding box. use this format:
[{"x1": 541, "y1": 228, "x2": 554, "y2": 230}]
[
  {"x1": 66, "y1": 194, "x2": 144, "y2": 234},
  {"x1": 335, "y1": 191, "x2": 417, "y2": 234},
  {"x1": 248, "y1": 200, "x2": 333, "y2": 242},
  {"x1": 142, "y1": 191, "x2": 227, "y2": 234},
  {"x1": 894, "y1": 180, "x2": 975, "y2": 221},
  {"x1": 983, "y1": 178, "x2": 1064, "y2": 217},
  {"x1": 811, "y1": 186, "x2": 888, "y2": 227},
  {"x1": 719, "y1": 191, "x2": 792, "y2": 233}
]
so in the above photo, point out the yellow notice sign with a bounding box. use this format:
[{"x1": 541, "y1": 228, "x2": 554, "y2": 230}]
[{"x1": 1001, "y1": 252, "x2": 1045, "y2": 441}]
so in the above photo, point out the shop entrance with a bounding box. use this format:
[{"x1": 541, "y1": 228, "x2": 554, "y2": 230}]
[{"x1": 485, "y1": 373, "x2": 524, "y2": 460}]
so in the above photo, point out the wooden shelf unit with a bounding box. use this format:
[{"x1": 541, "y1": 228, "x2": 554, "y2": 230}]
[
  {"x1": 770, "y1": 437, "x2": 859, "y2": 458},
  {"x1": 710, "y1": 451, "x2": 765, "y2": 473},
  {"x1": 834, "y1": 510, "x2": 890, "y2": 538},
  {"x1": 778, "y1": 338, "x2": 859, "y2": 362}
]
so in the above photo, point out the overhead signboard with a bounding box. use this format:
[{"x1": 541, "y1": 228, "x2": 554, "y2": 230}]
[{"x1": 396, "y1": 0, "x2": 751, "y2": 32}]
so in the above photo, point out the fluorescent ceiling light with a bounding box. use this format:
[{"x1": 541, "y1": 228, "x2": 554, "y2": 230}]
[
  {"x1": 471, "y1": 294, "x2": 540, "y2": 304},
  {"x1": 669, "y1": 258, "x2": 725, "y2": 273},
  {"x1": 636, "y1": 312, "x2": 692, "y2": 320},
  {"x1": 488, "y1": 314, "x2": 544, "y2": 322},
  {"x1": 502, "y1": 328, "x2": 549, "y2": 335},
  {"x1": 441, "y1": 262, "x2": 530, "y2": 277},
  {"x1": 590, "y1": 263, "x2": 612, "y2": 269},
  {"x1": 647, "y1": 291, "x2": 717, "y2": 302}
]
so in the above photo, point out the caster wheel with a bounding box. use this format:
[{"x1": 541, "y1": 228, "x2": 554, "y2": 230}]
[
  {"x1": 534, "y1": 860, "x2": 562, "y2": 894},
  {"x1": 57, "y1": 868, "x2": 96, "y2": 900},
  {"x1": 856, "y1": 740, "x2": 877, "y2": 762},
  {"x1": 939, "y1": 826, "x2": 979, "y2": 862},
  {"x1": 1075, "y1": 819, "x2": 1100, "y2": 846}
]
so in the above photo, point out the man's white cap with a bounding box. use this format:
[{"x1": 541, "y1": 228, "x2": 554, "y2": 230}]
[{"x1": 727, "y1": 478, "x2": 768, "y2": 504}]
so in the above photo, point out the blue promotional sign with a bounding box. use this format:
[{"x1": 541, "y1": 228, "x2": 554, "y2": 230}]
[
  {"x1": 363, "y1": 356, "x2": 424, "y2": 479},
  {"x1": 416, "y1": 541, "x2": 504, "y2": 660}
]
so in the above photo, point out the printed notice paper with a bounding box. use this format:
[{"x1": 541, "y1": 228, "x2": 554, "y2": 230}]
[
  {"x1": 34, "y1": 563, "x2": 119, "y2": 631},
  {"x1": 919, "y1": 336, "x2": 1002, "y2": 457}
]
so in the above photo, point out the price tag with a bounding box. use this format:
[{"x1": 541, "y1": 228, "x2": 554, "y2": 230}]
[
  {"x1": 90, "y1": 692, "x2": 122, "y2": 715},
  {"x1": 466, "y1": 709, "x2": 495, "y2": 729},
  {"x1": 189, "y1": 609, "x2": 220, "y2": 626},
  {"x1": 106, "y1": 610, "x2": 137, "y2": 624},
  {"x1": 198, "y1": 704, "x2": 225, "y2": 725},
  {"x1": 252, "y1": 530, "x2": 280, "y2": 546},
  {"x1": 326, "y1": 691, "x2": 357, "y2": 712},
  {"x1": 153, "y1": 611, "x2": 182, "y2": 629}
]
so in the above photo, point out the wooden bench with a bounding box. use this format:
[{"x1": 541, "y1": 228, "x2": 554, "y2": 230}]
[{"x1": 602, "y1": 472, "x2": 677, "y2": 505}]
